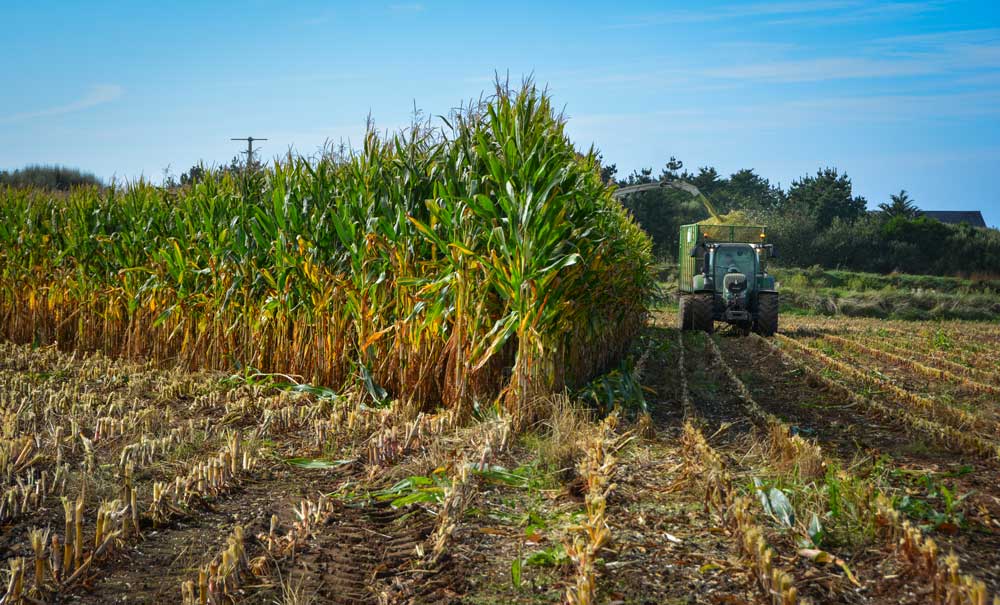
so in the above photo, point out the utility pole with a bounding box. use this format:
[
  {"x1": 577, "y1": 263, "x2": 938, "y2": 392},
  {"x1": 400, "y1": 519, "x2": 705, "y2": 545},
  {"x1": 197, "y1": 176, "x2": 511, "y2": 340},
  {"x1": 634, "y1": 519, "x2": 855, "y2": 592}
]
[{"x1": 230, "y1": 136, "x2": 267, "y2": 171}]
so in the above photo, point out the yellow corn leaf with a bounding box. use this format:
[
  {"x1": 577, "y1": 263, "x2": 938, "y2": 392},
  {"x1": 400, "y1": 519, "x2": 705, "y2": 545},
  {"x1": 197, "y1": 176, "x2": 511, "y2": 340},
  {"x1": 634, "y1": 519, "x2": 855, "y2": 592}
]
[{"x1": 362, "y1": 326, "x2": 395, "y2": 349}]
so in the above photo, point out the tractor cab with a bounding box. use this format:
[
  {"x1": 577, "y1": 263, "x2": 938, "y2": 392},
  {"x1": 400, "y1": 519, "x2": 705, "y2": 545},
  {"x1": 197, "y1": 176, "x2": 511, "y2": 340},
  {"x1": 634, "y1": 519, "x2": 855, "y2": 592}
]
[
  {"x1": 704, "y1": 243, "x2": 759, "y2": 323},
  {"x1": 712, "y1": 244, "x2": 756, "y2": 295}
]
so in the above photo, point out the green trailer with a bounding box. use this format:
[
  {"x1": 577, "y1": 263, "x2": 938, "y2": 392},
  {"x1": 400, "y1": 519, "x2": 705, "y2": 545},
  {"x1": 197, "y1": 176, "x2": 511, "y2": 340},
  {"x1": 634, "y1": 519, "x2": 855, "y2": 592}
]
[{"x1": 677, "y1": 223, "x2": 778, "y2": 335}]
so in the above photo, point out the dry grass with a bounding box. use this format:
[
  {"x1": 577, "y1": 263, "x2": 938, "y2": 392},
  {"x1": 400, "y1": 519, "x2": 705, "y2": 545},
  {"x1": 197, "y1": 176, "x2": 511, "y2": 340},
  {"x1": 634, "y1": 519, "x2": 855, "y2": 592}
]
[{"x1": 531, "y1": 395, "x2": 597, "y2": 484}]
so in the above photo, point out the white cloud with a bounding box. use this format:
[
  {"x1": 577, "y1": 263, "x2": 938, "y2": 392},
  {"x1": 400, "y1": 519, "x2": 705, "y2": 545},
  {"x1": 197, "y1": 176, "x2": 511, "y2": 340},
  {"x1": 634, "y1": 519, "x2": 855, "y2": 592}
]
[
  {"x1": 1, "y1": 84, "x2": 123, "y2": 123},
  {"x1": 765, "y1": 0, "x2": 943, "y2": 26},
  {"x1": 703, "y1": 57, "x2": 934, "y2": 82},
  {"x1": 869, "y1": 27, "x2": 1000, "y2": 48},
  {"x1": 697, "y1": 27, "x2": 1000, "y2": 83},
  {"x1": 602, "y1": 0, "x2": 941, "y2": 29},
  {"x1": 303, "y1": 14, "x2": 332, "y2": 26},
  {"x1": 605, "y1": 0, "x2": 856, "y2": 28}
]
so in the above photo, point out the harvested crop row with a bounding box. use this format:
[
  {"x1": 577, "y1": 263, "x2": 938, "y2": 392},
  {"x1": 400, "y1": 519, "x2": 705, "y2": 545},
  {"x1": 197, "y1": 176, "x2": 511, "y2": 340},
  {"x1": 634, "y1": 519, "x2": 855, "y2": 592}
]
[
  {"x1": 777, "y1": 335, "x2": 997, "y2": 442},
  {"x1": 831, "y1": 329, "x2": 1000, "y2": 388},
  {"x1": 59, "y1": 394, "x2": 391, "y2": 604},
  {"x1": 703, "y1": 336, "x2": 824, "y2": 477},
  {"x1": 676, "y1": 330, "x2": 697, "y2": 420},
  {"x1": 676, "y1": 334, "x2": 806, "y2": 604},
  {"x1": 714, "y1": 335, "x2": 997, "y2": 605},
  {"x1": 789, "y1": 316, "x2": 1000, "y2": 376},
  {"x1": 679, "y1": 421, "x2": 805, "y2": 605},
  {"x1": 0, "y1": 358, "x2": 401, "y2": 604},
  {"x1": 822, "y1": 333, "x2": 1000, "y2": 397},
  {"x1": 0, "y1": 434, "x2": 260, "y2": 602},
  {"x1": 252, "y1": 414, "x2": 505, "y2": 604},
  {"x1": 773, "y1": 334, "x2": 1000, "y2": 461},
  {"x1": 565, "y1": 413, "x2": 625, "y2": 605}
]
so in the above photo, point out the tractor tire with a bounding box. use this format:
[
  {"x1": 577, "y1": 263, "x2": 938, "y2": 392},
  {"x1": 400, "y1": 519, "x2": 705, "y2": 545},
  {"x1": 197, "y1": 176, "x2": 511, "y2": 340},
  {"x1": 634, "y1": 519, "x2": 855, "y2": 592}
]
[
  {"x1": 678, "y1": 295, "x2": 693, "y2": 330},
  {"x1": 755, "y1": 292, "x2": 778, "y2": 336},
  {"x1": 690, "y1": 293, "x2": 714, "y2": 334}
]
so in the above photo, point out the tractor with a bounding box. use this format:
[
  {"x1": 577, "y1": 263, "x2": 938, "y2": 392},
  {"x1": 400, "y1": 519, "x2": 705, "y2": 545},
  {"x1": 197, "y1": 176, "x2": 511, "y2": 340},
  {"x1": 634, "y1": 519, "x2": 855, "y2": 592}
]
[
  {"x1": 677, "y1": 223, "x2": 777, "y2": 335},
  {"x1": 611, "y1": 179, "x2": 778, "y2": 335}
]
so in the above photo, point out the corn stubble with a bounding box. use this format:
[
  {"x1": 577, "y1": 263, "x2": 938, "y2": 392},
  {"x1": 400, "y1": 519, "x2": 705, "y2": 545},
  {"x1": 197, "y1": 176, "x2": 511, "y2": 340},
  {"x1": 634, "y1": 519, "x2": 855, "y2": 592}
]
[{"x1": 759, "y1": 332, "x2": 999, "y2": 604}]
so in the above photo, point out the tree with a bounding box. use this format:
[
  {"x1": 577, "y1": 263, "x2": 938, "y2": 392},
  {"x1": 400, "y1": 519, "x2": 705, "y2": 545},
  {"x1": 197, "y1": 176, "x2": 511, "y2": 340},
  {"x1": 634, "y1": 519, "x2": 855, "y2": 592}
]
[
  {"x1": 662, "y1": 156, "x2": 684, "y2": 180},
  {"x1": 598, "y1": 155, "x2": 617, "y2": 185},
  {"x1": 180, "y1": 164, "x2": 208, "y2": 186},
  {"x1": 0, "y1": 164, "x2": 102, "y2": 190},
  {"x1": 878, "y1": 189, "x2": 919, "y2": 219},
  {"x1": 787, "y1": 167, "x2": 867, "y2": 228},
  {"x1": 720, "y1": 169, "x2": 785, "y2": 213},
  {"x1": 690, "y1": 166, "x2": 721, "y2": 197}
]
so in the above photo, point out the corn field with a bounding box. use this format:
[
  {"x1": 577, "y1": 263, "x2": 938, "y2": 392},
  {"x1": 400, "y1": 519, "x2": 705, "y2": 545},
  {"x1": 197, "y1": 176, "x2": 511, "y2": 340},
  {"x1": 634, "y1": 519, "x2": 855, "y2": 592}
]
[
  {"x1": 0, "y1": 84, "x2": 653, "y2": 426},
  {"x1": 5, "y1": 84, "x2": 1000, "y2": 605}
]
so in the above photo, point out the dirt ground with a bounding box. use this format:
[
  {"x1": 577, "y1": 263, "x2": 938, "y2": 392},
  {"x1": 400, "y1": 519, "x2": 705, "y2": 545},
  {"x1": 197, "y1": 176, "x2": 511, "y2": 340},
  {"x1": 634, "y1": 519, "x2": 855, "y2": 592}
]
[{"x1": 3, "y1": 312, "x2": 1000, "y2": 603}]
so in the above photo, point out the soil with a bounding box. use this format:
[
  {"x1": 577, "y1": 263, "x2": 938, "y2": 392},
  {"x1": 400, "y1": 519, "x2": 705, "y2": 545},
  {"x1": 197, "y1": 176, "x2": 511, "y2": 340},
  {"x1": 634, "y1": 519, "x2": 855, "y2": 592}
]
[
  {"x1": 717, "y1": 331, "x2": 1000, "y2": 594},
  {"x1": 4, "y1": 314, "x2": 1000, "y2": 603}
]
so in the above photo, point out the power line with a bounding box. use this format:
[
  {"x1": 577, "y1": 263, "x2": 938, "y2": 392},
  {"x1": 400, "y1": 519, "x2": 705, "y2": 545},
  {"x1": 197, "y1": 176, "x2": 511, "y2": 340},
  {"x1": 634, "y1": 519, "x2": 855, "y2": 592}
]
[{"x1": 230, "y1": 136, "x2": 268, "y2": 170}]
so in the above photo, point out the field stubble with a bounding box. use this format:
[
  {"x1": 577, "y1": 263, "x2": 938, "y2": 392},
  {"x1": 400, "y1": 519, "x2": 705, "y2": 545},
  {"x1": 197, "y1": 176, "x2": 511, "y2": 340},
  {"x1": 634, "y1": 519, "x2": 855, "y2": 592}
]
[{"x1": 5, "y1": 312, "x2": 1000, "y2": 604}]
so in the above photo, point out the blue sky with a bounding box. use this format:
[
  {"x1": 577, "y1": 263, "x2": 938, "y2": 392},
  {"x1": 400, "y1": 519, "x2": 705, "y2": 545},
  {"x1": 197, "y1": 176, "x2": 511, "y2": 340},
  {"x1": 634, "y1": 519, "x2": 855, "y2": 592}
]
[{"x1": 3, "y1": 1, "x2": 999, "y2": 226}]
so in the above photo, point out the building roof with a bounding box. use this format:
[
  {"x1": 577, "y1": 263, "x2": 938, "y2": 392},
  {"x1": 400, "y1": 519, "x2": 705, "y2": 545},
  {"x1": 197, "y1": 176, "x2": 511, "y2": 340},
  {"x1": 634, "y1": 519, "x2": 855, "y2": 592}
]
[{"x1": 921, "y1": 210, "x2": 987, "y2": 227}]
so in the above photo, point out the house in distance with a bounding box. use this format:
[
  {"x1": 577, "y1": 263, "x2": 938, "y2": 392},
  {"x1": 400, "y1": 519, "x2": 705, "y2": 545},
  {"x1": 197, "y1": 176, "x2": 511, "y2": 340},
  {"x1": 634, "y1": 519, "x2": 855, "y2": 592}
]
[{"x1": 920, "y1": 210, "x2": 987, "y2": 227}]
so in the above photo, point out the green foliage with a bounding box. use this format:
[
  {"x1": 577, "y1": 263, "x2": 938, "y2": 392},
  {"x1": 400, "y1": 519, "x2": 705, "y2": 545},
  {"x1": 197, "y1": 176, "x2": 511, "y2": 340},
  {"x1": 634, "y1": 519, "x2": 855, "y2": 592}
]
[
  {"x1": 510, "y1": 554, "x2": 522, "y2": 589},
  {"x1": 775, "y1": 266, "x2": 1000, "y2": 321},
  {"x1": 375, "y1": 471, "x2": 450, "y2": 507},
  {"x1": 878, "y1": 190, "x2": 920, "y2": 219},
  {"x1": 0, "y1": 83, "x2": 655, "y2": 421},
  {"x1": 786, "y1": 167, "x2": 868, "y2": 227},
  {"x1": 613, "y1": 158, "x2": 783, "y2": 259},
  {"x1": 523, "y1": 544, "x2": 569, "y2": 567},
  {"x1": 894, "y1": 471, "x2": 970, "y2": 533},
  {"x1": 774, "y1": 266, "x2": 1000, "y2": 295},
  {"x1": 574, "y1": 358, "x2": 648, "y2": 416},
  {"x1": 765, "y1": 211, "x2": 1000, "y2": 277},
  {"x1": 753, "y1": 477, "x2": 795, "y2": 527}
]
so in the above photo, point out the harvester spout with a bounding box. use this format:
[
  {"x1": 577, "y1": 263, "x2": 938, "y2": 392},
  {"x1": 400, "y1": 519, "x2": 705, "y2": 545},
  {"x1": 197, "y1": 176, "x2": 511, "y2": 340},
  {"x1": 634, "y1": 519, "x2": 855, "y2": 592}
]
[{"x1": 611, "y1": 179, "x2": 721, "y2": 222}]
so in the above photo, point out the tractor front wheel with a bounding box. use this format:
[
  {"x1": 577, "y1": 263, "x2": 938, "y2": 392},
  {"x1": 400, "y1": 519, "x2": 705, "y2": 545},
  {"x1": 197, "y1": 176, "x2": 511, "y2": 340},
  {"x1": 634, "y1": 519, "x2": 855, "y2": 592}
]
[
  {"x1": 754, "y1": 292, "x2": 778, "y2": 336},
  {"x1": 690, "y1": 293, "x2": 714, "y2": 334}
]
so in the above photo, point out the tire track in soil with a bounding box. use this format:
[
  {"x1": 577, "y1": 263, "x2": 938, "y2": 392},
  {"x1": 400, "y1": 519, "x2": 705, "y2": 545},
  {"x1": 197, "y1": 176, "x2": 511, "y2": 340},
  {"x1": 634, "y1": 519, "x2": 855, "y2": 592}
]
[
  {"x1": 599, "y1": 324, "x2": 764, "y2": 604},
  {"x1": 680, "y1": 330, "x2": 876, "y2": 604},
  {"x1": 286, "y1": 498, "x2": 459, "y2": 604},
  {"x1": 66, "y1": 462, "x2": 359, "y2": 604},
  {"x1": 719, "y1": 334, "x2": 1000, "y2": 595},
  {"x1": 679, "y1": 331, "x2": 756, "y2": 440}
]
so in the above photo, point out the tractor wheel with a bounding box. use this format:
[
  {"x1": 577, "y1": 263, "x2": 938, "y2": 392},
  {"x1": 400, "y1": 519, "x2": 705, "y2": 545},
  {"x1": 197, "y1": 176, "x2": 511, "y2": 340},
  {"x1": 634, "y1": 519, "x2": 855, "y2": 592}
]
[
  {"x1": 755, "y1": 292, "x2": 778, "y2": 336},
  {"x1": 678, "y1": 295, "x2": 693, "y2": 330},
  {"x1": 691, "y1": 293, "x2": 714, "y2": 334}
]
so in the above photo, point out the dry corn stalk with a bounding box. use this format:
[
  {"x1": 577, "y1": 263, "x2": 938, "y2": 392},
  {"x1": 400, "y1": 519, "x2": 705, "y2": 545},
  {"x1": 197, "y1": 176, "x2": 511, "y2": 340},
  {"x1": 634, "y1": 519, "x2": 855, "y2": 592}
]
[
  {"x1": 776, "y1": 335, "x2": 988, "y2": 437},
  {"x1": 761, "y1": 334, "x2": 997, "y2": 604},
  {"x1": 565, "y1": 413, "x2": 623, "y2": 605},
  {"x1": 824, "y1": 334, "x2": 1000, "y2": 396},
  {"x1": 680, "y1": 422, "x2": 805, "y2": 605}
]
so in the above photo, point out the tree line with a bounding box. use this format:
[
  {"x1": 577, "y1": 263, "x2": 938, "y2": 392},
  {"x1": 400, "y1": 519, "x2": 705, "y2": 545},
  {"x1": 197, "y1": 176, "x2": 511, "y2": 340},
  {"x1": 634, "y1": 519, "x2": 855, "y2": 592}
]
[
  {"x1": 604, "y1": 158, "x2": 1000, "y2": 277},
  {"x1": 0, "y1": 165, "x2": 101, "y2": 190}
]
